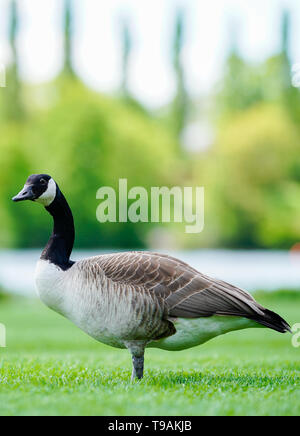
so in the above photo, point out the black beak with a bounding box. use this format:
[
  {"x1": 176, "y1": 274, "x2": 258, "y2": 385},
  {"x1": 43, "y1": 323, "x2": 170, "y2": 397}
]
[{"x1": 12, "y1": 185, "x2": 35, "y2": 202}]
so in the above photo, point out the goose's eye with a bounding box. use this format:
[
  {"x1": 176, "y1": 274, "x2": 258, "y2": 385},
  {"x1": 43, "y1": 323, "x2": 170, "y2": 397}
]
[{"x1": 40, "y1": 179, "x2": 47, "y2": 185}]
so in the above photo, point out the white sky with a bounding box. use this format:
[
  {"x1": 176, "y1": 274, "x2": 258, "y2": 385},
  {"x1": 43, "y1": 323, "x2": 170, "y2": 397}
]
[{"x1": 0, "y1": 0, "x2": 300, "y2": 108}]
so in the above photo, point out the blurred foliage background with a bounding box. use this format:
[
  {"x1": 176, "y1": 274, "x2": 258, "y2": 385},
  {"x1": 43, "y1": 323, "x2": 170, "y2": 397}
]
[{"x1": 1, "y1": 1, "x2": 300, "y2": 251}]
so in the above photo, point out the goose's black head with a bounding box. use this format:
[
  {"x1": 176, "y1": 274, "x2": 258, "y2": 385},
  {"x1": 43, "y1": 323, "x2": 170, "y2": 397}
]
[{"x1": 12, "y1": 174, "x2": 57, "y2": 207}]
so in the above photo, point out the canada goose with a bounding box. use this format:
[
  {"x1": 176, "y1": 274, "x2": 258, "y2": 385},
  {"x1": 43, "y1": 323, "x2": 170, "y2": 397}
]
[{"x1": 13, "y1": 174, "x2": 291, "y2": 380}]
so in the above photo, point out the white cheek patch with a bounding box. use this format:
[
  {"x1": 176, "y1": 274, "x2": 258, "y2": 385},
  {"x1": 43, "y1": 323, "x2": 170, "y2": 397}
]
[{"x1": 35, "y1": 178, "x2": 57, "y2": 206}]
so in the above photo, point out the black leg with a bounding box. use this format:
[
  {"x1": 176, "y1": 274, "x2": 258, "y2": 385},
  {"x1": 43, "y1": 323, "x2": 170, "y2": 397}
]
[
  {"x1": 124, "y1": 341, "x2": 146, "y2": 381},
  {"x1": 131, "y1": 354, "x2": 144, "y2": 380}
]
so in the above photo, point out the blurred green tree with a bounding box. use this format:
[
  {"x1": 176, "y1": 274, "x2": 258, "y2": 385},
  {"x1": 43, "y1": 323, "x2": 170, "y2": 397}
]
[
  {"x1": 63, "y1": 0, "x2": 75, "y2": 78},
  {"x1": 218, "y1": 9, "x2": 300, "y2": 120},
  {"x1": 216, "y1": 19, "x2": 264, "y2": 117},
  {"x1": 278, "y1": 9, "x2": 300, "y2": 123},
  {"x1": 4, "y1": 81, "x2": 179, "y2": 249},
  {"x1": 120, "y1": 16, "x2": 132, "y2": 98},
  {"x1": 192, "y1": 104, "x2": 300, "y2": 249},
  {"x1": 1, "y1": 2, "x2": 300, "y2": 253},
  {"x1": 1, "y1": 0, "x2": 24, "y2": 121},
  {"x1": 171, "y1": 9, "x2": 189, "y2": 139}
]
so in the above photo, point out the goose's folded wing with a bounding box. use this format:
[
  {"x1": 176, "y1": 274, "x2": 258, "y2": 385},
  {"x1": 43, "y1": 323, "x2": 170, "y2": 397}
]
[{"x1": 94, "y1": 251, "x2": 267, "y2": 321}]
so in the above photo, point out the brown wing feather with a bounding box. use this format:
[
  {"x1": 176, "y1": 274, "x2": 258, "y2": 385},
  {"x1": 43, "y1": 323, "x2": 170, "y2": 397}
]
[
  {"x1": 93, "y1": 252, "x2": 261, "y2": 318},
  {"x1": 92, "y1": 251, "x2": 290, "y2": 333}
]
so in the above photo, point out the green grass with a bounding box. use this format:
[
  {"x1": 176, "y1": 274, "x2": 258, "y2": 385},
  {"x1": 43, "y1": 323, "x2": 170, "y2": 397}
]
[{"x1": 0, "y1": 291, "x2": 299, "y2": 416}]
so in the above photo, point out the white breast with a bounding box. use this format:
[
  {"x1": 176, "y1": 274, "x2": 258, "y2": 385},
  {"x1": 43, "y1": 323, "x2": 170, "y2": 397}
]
[
  {"x1": 34, "y1": 259, "x2": 128, "y2": 349},
  {"x1": 35, "y1": 260, "x2": 65, "y2": 314}
]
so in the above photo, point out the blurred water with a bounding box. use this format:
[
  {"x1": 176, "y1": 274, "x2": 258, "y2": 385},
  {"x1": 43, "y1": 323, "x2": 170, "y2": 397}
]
[{"x1": 0, "y1": 249, "x2": 299, "y2": 296}]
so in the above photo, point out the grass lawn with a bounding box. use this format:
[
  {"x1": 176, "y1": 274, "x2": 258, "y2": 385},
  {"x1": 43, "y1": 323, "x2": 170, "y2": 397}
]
[{"x1": 0, "y1": 291, "x2": 299, "y2": 416}]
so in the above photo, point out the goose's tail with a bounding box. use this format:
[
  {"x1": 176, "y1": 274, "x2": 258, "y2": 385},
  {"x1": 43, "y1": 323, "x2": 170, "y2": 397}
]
[{"x1": 248, "y1": 307, "x2": 291, "y2": 333}]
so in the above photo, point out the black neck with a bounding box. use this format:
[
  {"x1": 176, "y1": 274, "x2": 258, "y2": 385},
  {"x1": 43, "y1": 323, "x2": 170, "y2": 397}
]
[{"x1": 41, "y1": 190, "x2": 75, "y2": 270}]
